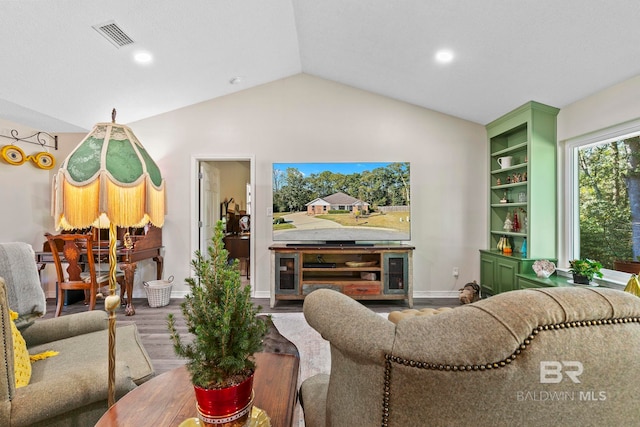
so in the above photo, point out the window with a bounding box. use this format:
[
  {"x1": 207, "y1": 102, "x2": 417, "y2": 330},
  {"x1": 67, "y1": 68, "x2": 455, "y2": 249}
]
[{"x1": 564, "y1": 119, "x2": 640, "y2": 276}]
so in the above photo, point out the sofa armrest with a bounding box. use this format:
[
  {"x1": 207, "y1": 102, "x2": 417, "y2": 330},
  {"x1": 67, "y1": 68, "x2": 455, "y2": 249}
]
[
  {"x1": 20, "y1": 310, "x2": 108, "y2": 347},
  {"x1": 303, "y1": 289, "x2": 395, "y2": 362}
]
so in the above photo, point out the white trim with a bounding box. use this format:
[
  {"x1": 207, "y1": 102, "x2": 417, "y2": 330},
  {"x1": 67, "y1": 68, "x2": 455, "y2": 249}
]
[
  {"x1": 247, "y1": 290, "x2": 460, "y2": 302},
  {"x1": 190, "y1": 154, "x2": 256, "y2": 295},
  {"x1": 554, "y1": 268, "x2": 627, "y2": 290},
  {"x1": 412, "y1": 290, "x2": 459, "y2": 299},
  {"x1": 254, "y1": 290, "x2": 271, "y2": 299},
  {"x1": 563, "y1": 118, "x2": 640, "y2": 148}
]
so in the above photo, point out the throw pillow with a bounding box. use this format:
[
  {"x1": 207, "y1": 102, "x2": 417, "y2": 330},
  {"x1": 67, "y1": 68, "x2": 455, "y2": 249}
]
[
  {"x1": 9, "y1": 309, "x2": 31, "y2": 388},
  {"x1": 8, "y1": 309, "x2": 59, "y2": 388}
]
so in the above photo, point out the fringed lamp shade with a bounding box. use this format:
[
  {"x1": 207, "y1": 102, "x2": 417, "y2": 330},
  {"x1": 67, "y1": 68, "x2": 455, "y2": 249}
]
[
  {"x1": 52, "y1": 122, "x2": 165, "y2": 231},
  {"x1": 50, "y1": 115, "x2": 165, "y2": 407}
]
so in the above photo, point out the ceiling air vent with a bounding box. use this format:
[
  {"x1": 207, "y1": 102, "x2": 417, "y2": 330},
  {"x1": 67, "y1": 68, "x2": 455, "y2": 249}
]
[{"x1": 92, "y1": 20, "x2": 134, "y2": 48}]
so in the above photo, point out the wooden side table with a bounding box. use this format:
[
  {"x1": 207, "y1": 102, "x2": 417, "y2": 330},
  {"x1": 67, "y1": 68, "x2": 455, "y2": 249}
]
[{"x1": 96, "y1": 352, "x2": 299, "y2": 426}]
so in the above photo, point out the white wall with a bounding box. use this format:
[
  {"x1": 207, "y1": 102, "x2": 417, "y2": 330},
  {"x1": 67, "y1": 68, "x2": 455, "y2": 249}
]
[
  {"x1": 0, "y1": 121, "x2": 83, "y2": 294},
  {"x1": 130, "y1": 74, "x2": 488, "y2": 298},
  {"x1": 557, "y1": 75, "x2": 640, "y2": 141},
  {"x1": 0, "y1": 119, "x2": 53, "y2": 245}
]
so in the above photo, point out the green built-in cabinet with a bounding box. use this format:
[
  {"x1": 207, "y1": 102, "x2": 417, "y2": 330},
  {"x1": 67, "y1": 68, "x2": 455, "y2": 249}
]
[
  {"x1": 480, "y1": 250, "x2": 558, "y2": 295},
  {"x1": 481, "y1": 101, "x2": 559, "y2": 295}
]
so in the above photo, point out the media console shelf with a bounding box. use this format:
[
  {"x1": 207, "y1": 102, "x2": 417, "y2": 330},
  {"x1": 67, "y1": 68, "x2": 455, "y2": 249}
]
[{"x1": 269, "y1": 244, "x2": 414, "y2": 308}]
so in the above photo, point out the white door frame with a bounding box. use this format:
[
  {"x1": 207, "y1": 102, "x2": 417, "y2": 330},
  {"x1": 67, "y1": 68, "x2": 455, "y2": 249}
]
[{"x1": 190, "y1": 154, "x2": 256, "y2": 294}]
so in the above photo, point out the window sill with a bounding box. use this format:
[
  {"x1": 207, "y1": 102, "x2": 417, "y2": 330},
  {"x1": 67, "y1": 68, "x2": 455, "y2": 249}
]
[{"x1": 554, "y1": 268, "x2": 629, "y2": 290}]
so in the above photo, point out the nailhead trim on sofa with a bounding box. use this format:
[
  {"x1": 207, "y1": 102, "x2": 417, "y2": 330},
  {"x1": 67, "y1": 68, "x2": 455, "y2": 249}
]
[{"x1": 380, "y1": 316, "x2": 640, "y2": 427}]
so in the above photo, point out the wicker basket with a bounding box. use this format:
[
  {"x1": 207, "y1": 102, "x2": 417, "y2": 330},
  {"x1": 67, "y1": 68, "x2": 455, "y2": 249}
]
[{"x1": 144, "y1": 275, "x2": 174, "y2": 308}]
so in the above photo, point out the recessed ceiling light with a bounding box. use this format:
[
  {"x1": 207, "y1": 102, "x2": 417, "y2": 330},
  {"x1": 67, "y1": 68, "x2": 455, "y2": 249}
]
[
  {"x1": 134, "y1": 51, "x2": 153, "y2": 64},
  {"x1": 435, "y1": 49, "x2": 454, "y2": 64}
]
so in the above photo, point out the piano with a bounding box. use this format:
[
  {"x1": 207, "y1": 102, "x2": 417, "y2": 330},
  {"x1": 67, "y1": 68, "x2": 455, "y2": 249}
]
[{"x1": 37, "y1": 225, "x2": 164, "y2": 316}]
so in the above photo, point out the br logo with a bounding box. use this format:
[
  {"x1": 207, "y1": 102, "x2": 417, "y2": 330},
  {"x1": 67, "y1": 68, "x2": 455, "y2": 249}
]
[{"x1": 540, "y1": 361, "x2": 583, "y2": 383}]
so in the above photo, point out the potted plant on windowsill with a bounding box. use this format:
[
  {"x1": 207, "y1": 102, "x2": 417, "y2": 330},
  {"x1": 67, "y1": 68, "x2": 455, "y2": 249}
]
[
  {"x1": 167, "y1": 221, "x2": 268, "y2": 425},
  {"x1": 613, "y1": 256, "x2": 640, "y2": 275},
  {"x1": 569, "y1": 258, "x2": 603, "y2": 285}
]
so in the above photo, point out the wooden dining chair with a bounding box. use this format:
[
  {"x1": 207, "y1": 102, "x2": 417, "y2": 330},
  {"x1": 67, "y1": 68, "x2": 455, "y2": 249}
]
[{"x1": 45, "y1": 232, "x2": 123, "y2": 317}]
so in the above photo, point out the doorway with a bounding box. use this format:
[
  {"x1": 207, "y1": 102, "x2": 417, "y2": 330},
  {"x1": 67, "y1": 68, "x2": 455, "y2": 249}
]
[{"x1": 192, "y1": 156, "x2": 255, "y2": 290}]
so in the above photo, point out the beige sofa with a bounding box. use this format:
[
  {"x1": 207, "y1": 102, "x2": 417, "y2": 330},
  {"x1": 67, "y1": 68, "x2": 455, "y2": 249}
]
[
  {"x1": 0, "y1": 242, "x2": 154, "y2": 426},
  {"x1": 300, "y1": 287, "x2": 640, "y2": 426}
]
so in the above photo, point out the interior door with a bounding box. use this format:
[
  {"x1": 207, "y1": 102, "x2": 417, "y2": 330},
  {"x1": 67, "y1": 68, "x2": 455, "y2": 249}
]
[{"x1": 199, "y1": 162, "x2": 220, "y2": 254}]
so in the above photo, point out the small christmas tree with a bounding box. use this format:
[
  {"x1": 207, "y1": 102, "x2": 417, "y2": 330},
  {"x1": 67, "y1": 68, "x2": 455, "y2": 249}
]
[{"x1": 167, "y1": 221, "x2": 268, "y2": 389}]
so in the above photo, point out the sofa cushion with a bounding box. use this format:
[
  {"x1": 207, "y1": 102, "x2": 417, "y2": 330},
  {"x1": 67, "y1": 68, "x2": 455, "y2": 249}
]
[
  {"x1": 27, "y1": 323, "x2": 154, "y2": 386},
  {"x1": 0, "y1": 243, "x2": 46, "y2": 328}
]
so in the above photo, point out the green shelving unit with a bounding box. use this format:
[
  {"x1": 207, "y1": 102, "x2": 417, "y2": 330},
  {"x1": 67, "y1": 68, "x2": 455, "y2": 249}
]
[{"x1": 481, "y1": 101, "x2": 559, "y2": 295}]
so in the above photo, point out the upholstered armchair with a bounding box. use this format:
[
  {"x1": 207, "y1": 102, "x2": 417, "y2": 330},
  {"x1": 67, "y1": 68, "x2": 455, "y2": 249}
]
[
  {"x1": 0, "y1": 242, "x2": 154, "y2": 426},
  {"x1": 300, "y1": 287, "x2": 640, "y2": 426}
]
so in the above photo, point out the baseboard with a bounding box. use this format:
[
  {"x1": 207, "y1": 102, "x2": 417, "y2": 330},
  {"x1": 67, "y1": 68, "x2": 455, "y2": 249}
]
[
  {"x1": 413, "y1": 290, "x2": 459, "y2": 298},
  {"x1": 169, "y1": 290, "x2": 459, "y2": 299},
  {"x1": 254, "y1": 290, "x2": 271, "y2": 299}
]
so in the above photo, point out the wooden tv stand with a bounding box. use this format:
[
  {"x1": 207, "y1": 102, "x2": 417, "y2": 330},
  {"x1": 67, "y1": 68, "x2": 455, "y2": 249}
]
[{"x1": 269, "y1": 244, "x2": 414, "y2": 308}]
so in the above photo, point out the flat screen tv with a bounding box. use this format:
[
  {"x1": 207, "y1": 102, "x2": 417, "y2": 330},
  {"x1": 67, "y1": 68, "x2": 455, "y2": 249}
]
[{"x1": 272, "y1": 162, "x2": 410, "y2": 244}]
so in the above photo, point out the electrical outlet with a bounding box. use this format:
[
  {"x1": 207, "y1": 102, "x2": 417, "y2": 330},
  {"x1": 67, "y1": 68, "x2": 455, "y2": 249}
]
[
  {"x1": 266, "y1": 207, "x2": 273, "y2": 216},
  {"x1": 452, "y1": 267, "x2": 459, "y2": 278}
]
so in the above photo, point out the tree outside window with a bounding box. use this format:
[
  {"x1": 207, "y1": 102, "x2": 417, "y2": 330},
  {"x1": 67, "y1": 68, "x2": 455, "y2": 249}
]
[{"x1": 578, "y1": 135, "x2": 640, "y2": 268}]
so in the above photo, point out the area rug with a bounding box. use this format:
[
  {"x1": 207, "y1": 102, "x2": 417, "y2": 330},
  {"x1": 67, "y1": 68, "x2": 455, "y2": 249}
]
[
  {"x1": 270, "y1": 312, "x2": 389, "y2": 386},
  {"x1": 270, "y1": 312, "x2": 388, "y2": 426},
  {"x1": 270, "y1": 313, "x2": 330, "y2": 386}
]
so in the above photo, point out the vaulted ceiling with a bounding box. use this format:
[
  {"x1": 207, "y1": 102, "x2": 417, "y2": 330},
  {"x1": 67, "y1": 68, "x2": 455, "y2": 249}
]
[{"x1": 1, "y1": 1, "x2": 639, "y2": 132}]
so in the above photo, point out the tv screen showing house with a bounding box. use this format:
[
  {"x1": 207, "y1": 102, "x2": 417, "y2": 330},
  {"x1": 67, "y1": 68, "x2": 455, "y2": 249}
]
[{"x1": 272, "y1": 162, "x2": 411, "y2": 242}]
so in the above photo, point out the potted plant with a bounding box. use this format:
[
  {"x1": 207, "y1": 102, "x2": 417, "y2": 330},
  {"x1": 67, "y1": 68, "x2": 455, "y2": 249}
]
[
  {"x1": 568, "y1": 258, "x2": 603, "y2": 285},
  {"x1": 167, "y1": 221, "x2": 268, "y2": 425},
  {"x1": 613, "y1": 256, "x2": 640, "y2": 275}
]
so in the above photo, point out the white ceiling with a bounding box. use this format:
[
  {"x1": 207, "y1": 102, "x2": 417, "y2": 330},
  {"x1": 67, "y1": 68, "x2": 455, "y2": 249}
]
[{"x1": 1, "y1": 0, "x2": 639, "y2": 132}]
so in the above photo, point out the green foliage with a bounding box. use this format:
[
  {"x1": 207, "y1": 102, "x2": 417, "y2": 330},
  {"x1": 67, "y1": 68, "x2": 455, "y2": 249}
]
[
  {"x1": 167, "y1": 221, "x2": 268, "y2": 389},
  {"x1": 273, "y1": 167, "x2": 313, "y2": 212},
  {"x1": 569, "y1": 258, "x2": 604, "y2": 282},
  {"x1": 578, "y1": 140, "x2": 635, "y2": 268}
]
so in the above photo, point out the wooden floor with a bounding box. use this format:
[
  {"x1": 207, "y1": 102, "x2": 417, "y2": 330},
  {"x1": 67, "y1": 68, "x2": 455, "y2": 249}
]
[{"x1": 43, "y1": 295, "x2": 458, "y2": 376}]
